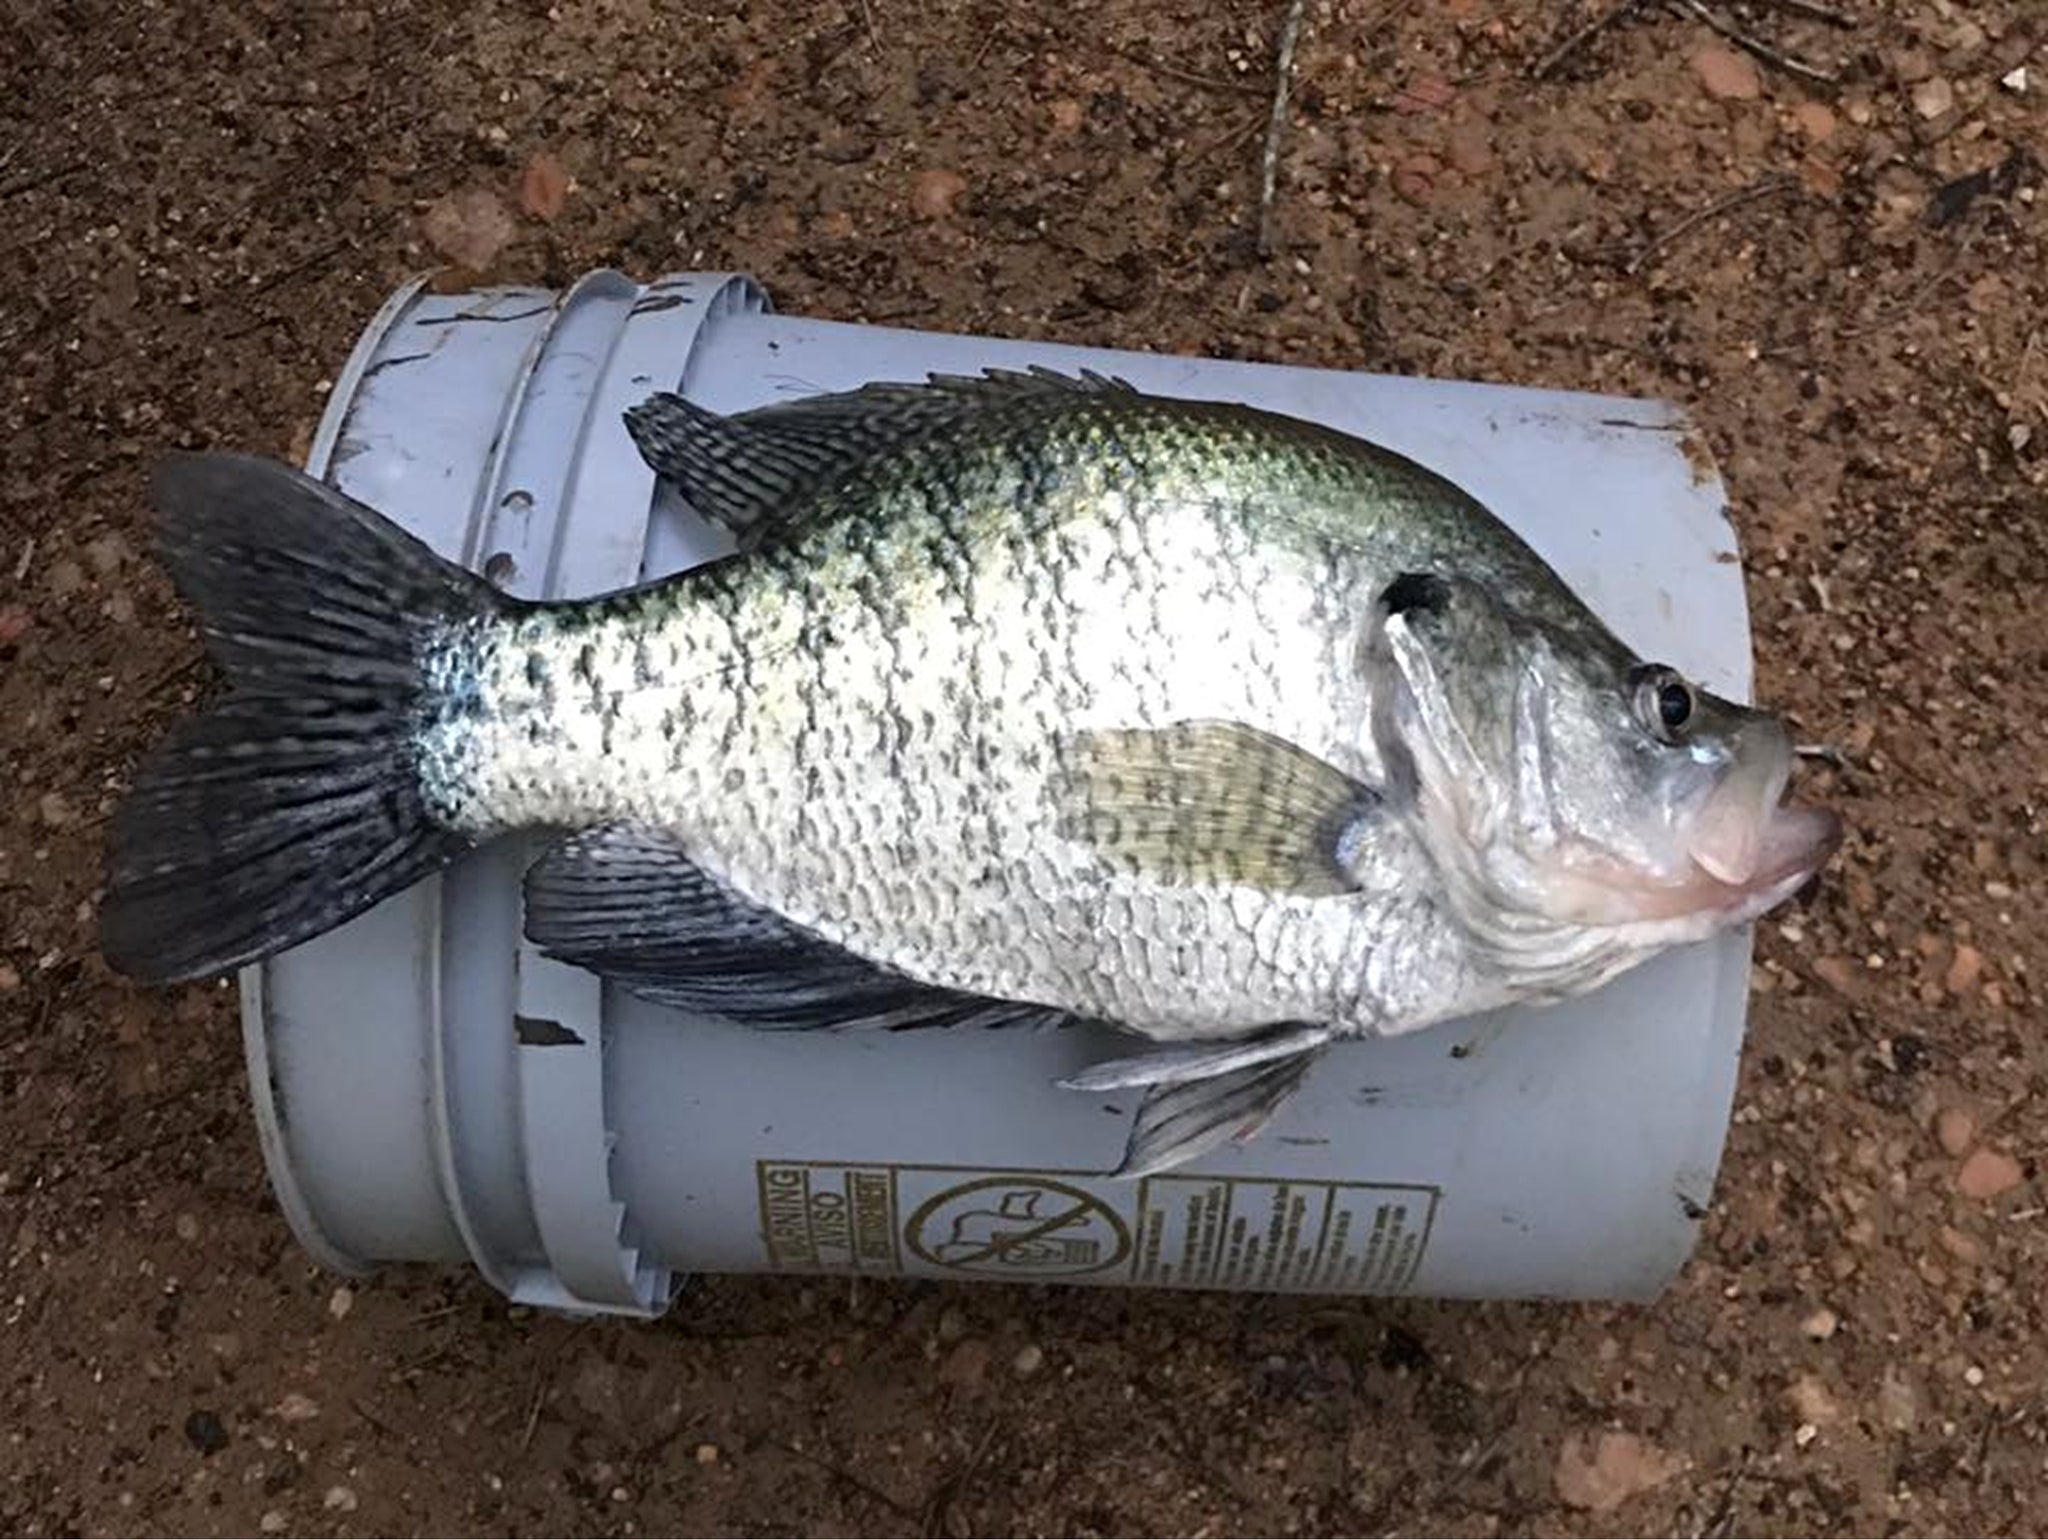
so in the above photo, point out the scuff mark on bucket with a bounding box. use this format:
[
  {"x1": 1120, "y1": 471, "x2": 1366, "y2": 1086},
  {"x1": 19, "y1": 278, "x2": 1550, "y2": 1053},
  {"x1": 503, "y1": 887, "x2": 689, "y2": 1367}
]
[{"x1": 516, "y1": 1015, "x2": 584, "y2": 1047}]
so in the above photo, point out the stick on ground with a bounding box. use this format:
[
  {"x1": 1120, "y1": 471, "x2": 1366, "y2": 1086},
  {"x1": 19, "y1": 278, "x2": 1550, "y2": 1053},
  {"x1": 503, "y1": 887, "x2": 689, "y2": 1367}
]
[
  {"x1": 1667, "y1": 0, "x2": 1839, "y2": 83},
  {"x1": 1257, "y1": 0, "x2": 1310, "y2": 258},
  {"x1": 1753, "y1": 0, "x2": 1855, "y2": 26},
  {"x1": 1529, "y1": 0, "x2": 1652, "y2": 80},
  {"x1": 1625, "y1": 170, "x2": 1798, "y2": 274}
]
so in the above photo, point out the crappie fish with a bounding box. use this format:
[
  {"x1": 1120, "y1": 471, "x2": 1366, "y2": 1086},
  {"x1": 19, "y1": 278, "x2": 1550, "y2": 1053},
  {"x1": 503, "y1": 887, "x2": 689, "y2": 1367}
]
[{"x1": 102, "y1": 368, "x2": 1839, "y2": 1176}]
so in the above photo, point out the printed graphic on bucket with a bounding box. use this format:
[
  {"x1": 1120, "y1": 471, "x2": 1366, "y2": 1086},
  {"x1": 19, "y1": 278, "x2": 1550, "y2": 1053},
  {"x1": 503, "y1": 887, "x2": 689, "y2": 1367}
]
[{"x1": 755, "y1": 1161, "x2": 1437, "y2": 1294}]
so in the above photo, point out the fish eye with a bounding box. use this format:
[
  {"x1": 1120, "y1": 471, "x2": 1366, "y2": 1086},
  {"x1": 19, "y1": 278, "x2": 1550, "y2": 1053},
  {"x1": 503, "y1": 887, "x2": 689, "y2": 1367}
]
[{"x1": 1631, "y1": 664, "x2": 1695, "y2": 743}]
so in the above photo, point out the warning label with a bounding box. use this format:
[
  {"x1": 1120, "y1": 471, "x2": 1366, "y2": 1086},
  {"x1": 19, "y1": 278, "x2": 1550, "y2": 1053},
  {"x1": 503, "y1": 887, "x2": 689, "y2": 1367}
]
[
  {"x1": 755, "y1": 1160, "x2": 1436, "y2": 1294},
  {"x1": 756, "y1": 1162, "x2": 902, "y2": 1273},
  {"x1": 1129, "y1": 1173, "x2": 1431, "y2": 1292}
]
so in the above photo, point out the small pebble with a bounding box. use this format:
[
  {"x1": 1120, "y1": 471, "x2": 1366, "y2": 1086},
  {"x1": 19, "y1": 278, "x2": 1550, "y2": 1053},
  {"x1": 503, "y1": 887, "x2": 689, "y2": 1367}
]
[
  {"x1": 1013, "y1": 1343, "x2": 1045, "y2": 1376},
  {"x1": 940, "y1": 1339, "x2": 991, "y2": 1390},
  {"x1": 1800, "y1": 1307, "x2": 1838, "y2": 1341},
  {"x1": 2002, "y1": 65, "x2": 2028, "y2": 93},
  {"x1": 1553, "y1": 1431, "x2": 1686, "y2": 1513},
  {"x1": 174, "y1": 1213, "x2": 200, "y2": 1243},
  {"x1": 1945, "y1": 944, "x2": 1983, "y2": 995},
  {"x1": 1788, "y1": 1374, "x2": 1840, "y2": 1426},
  {"x1": 1790, "y1": 102, "x2": 1836, "y2": 142},
  {"x1": 1912, "y1": 77, "x2": 1955, "y2": 119},
  {"x1": 0, "y1": 962, "x2": 19, "y2": 992},
  {"x1": 183, "y1": 1409, "x2": 230, "y2": 1455},
  {"x1": 1390, "y1": 153, "x2": 1439, "y2": 206},
  {"x1": 85, "y1": 535, "x2": 130, "y2": 574},
  {"x1": 1879, "y1": 1369, "x2": 1919, "y2": 1432},
  {"x1": 1692, "y1": 44, "x2": 1761, "y2": 101},
  {"x1": 1938, "y1": 1225, "x2": 1985, "y2": 1265},
  {"x1": 272, "y1": 1392, "x2": 320, "y2": 1423},
  {"x1": 935, "y1": 1305, "x2": 968, "y2": 1345},
  {"x1": 610, "y1": 1485, "x2": 631, "y2": 1503},
  {"x1": 693, "y1": 1442, "x2": 720, "y2": 1465},
  {"x1": 1936, "y1": 1107, "x2": 1977, "y2": 1157},
  {"x1": 1812, "y1": 956, "x2": 1856, "y2": 993},
  {"x1": 1444, "y1": 121, "x2": 1494, "y2": 177},
  {"x1": 911, "y1": 168, "x2": 968, "y2": 219},
  {"x1": 1957, "y1": 1147, "x2": 2024, "y2": 1201},
  {"x1": 323, "y1": 1485, "x2": 358, "y2": 1512},
  {"x1": 328, "y1": 1285, "x2": 355, "y2": 1321},
  {"x1": 37, "y1": 791, "x2": 75, "y2": 829},
  {"x1": 1048, "y1": 98, "x2": 1084, "y2": 134},
  {"x1": 259, "y1": 1511, "x2": 287, "y2": 1533}
]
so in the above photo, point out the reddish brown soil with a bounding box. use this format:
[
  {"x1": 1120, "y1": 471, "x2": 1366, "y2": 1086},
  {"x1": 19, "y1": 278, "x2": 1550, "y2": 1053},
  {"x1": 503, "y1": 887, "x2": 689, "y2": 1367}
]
[{"x1": 3, "y1": 1, "x2": 2045, "y2": 1534}]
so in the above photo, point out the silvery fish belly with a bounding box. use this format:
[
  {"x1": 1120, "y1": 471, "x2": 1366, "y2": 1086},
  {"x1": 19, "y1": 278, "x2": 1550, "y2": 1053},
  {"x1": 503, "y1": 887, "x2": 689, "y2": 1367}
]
[{"x1": 100, "y1": 368, "x2": 1841, "y2": 1177}]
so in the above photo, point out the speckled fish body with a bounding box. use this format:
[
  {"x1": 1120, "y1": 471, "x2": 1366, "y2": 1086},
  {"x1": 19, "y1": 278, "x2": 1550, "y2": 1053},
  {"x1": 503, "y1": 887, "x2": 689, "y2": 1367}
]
[
  {"x1": 424, "y1": 385, "x2": 1585, "y2": 1038},
  {"x1": 102, "y1": 370, "x2": 1840, "y2": 1176}
]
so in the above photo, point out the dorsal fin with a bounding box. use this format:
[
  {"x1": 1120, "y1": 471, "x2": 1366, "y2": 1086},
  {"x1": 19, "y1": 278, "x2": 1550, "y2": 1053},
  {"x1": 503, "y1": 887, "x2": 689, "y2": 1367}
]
[{"x1": 622, "y1": 365, "x2": 1137, "y2": 549}]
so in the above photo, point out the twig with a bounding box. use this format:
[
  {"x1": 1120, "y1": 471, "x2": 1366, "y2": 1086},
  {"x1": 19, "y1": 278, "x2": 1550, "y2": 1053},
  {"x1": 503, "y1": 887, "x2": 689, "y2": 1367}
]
[
  {"x1": 1667, "y1": 0, "x2": 1839, "y2": 83},
  {"x1": 760, "y1": 1435, "x2": 920, "y2": 1522},
  {"x1": 1186, "y1": 111, "x2": 1264, "y2": 168},
  {"x1": 142, "y1": 654, "x2": 207, "y2": 702},
  {"x1": 0, "y1": 161, "x2": 85, "y2": 200},
  {"x1": 1257, "y1": 0, "x2": 1310, "y2": 258},
  {"x1": 1754, "y1": 0, "x2": 1855, "y2": 25},
  {"x1": 1529, "y1": 0, "x2": 1652, "y2": 80},
  {"x1": 518, "y1": 1372, "x2": 546, "y2": 1451},
  {"x1": 1692, "y1": 1448, "x2": 1754, "y2": 1539},
  {"x1": 920, "y1": 1418, "x2": 1002, "y2": 1537},
  {"x1": 1109, "y1": 44, "x2": 1267, "y2": 96},
  {"x1": 1625, "y1": 171, "x2": 1798, "y2": 274},
  {"x1": 349, "y1": 1396, "x2": 406, "y2": 1442},
  {"x1": 1837, "y1": 226, "x2": 1977, "y2": 339}
]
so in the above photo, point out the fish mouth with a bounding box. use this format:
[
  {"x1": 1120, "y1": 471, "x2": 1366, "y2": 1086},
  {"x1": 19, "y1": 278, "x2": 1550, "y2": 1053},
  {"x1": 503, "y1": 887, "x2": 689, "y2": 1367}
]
[
  {"x1": 1676, "y1": 756, "x2": 1842, "y2": 919},
  {"x1": 1689, "y1": 800, "x2": 1841, "y2": 917},
  {"x1": 1558, "y1": 760, "x2": 1841, "y2": 927}
]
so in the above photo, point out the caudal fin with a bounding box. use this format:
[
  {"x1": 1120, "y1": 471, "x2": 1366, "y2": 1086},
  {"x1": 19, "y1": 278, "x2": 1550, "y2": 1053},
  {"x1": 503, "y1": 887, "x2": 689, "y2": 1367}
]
[{"x1": 102, "y1": 453, "x2": 504, "y2": 984}]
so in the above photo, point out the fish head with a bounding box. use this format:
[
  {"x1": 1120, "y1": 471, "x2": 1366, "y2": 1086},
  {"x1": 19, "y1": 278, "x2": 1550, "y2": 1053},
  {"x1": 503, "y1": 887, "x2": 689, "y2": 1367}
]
[{"x1": 1366, "y1": 571, "x2": 1841, "y2": 964}]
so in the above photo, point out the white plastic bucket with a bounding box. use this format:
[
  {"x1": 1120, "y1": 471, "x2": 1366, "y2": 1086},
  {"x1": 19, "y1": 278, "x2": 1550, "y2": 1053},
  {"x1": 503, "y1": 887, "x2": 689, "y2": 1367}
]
[{"x1": 242, "y1": 269, "x2": 1759, "y2": 1318}]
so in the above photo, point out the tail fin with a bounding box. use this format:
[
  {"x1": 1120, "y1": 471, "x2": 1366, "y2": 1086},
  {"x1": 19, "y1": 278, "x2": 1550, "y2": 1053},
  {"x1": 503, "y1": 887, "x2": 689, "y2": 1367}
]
[{"x1": 101, "y1": 452, "x2": 504, "y2": 984}]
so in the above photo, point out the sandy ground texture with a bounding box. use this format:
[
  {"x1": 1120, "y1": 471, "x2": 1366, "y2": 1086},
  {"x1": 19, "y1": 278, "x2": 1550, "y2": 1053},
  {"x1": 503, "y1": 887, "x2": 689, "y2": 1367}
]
[{"x1": 4, "y1": 0, "x2": 2047, "y2": 1534}]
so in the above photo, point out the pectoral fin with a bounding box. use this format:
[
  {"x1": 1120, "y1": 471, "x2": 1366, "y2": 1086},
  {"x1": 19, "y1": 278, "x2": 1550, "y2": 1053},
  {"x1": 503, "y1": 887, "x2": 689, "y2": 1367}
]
[
  {"x1": 1050, "y1": 720, "x2": 1379, "y2": 897},
  {"x1": 1108, "y1": 1045, "x2": 1329, "y2": 1179},
  {"x1": 1056, "y1": 1023, "x2": 1335, "y2": 1091}
]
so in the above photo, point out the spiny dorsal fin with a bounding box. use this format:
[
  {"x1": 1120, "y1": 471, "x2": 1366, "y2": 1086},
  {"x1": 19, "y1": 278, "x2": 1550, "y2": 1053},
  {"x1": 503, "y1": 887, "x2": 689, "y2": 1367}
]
[
  {"x1": 1049, "y1": 720, "x2": 1380, "y2": 898},
  {"x1": 622, "y1": 366, "x2": 1138, "y2": 549}
]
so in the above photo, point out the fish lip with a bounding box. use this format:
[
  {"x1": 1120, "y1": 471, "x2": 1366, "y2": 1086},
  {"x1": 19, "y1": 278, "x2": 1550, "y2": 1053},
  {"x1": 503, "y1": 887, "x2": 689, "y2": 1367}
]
[{"x1": 1691, "y1": 799, "x2": 1843, "y2": 917}]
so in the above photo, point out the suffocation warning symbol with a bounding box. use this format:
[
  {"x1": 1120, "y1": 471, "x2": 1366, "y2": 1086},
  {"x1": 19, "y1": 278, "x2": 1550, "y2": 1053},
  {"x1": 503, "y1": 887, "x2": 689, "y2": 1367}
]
[{"x1": 906, "y1": 1176, "x2": 1132, "y2": 1277}]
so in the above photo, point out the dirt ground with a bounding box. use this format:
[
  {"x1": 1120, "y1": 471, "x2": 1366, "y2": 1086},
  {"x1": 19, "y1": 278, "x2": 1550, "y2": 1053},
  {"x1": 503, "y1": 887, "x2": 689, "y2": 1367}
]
[{"x1": 3, "y1": 0, "x2": 2045, "y2": 1534}]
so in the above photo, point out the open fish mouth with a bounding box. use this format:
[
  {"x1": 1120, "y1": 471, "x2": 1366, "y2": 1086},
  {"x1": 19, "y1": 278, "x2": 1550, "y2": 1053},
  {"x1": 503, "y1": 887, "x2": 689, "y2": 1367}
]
[
  {"x1": 1614, "y1": 767, "x2": 1843, "y2": 924},
  {"x1": 1685, "y1": 748, "x2": 1841, "y2": 890}
]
